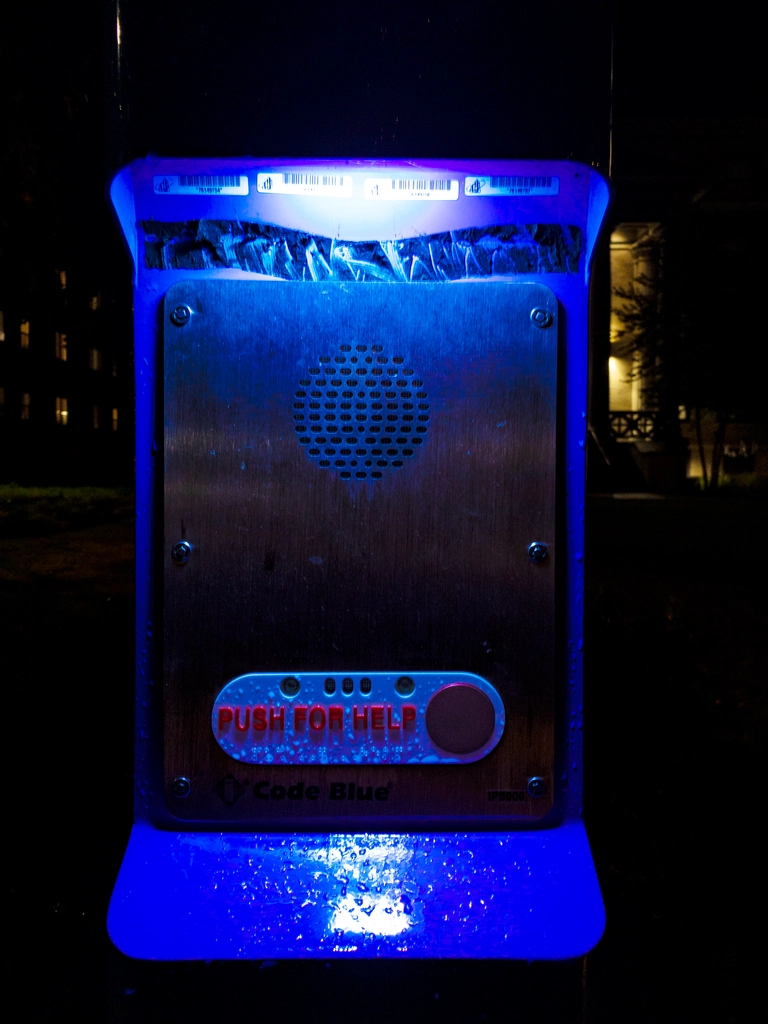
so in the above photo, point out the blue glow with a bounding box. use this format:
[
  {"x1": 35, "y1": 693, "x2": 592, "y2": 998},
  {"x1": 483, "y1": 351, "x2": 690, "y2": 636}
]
[
  {"x1": 141, "y1": 221, "x2": 581, "y2": 278},
  {"x1": 110, "y1": 158, "x2": 610, "y2": 960},
  {"x1": 109, "y1": 822, "x2": 604, "y2": 959}
]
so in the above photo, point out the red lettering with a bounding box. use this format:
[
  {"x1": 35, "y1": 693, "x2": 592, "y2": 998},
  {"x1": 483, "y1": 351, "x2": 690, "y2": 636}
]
[
  {"x1": 371, "y1": 705, "x2": 385, "y2": 730},
  {"x1": 217, "y1": 706, "x2": 233, "y2": 731},
  {"x1": 328, "y1": 706, "x2": 343, "y2": 729},
  {"x1": 402, "y1": 705, "x2": 417, "y2": 729},
  {"x1": 270, "y1": 706, "x2": 285, "y2": 730},
  {"x1": 387, "y1": 705, "x2": 401, "y2": 730},
  {"x1": 353, "y1": 705, "x2": 368, "y2": 730},
  {"x1": 235, "y1": 706, "x2": 250, "y2": 732},
  {"x1": 252, "y1": 706, "x2": 267, "y2": 731},
  {"x1": 294, "y1": 705, "x2": 308, "y2": 730},
  {"x1": 309, "y1": 705, "x2": 326, "y2": 731}
]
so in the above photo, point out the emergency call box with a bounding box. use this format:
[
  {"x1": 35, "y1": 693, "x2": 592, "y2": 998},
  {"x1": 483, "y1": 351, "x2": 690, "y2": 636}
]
[{"x1": 109, "y1": 158, "x2": 609, "y2": 959}]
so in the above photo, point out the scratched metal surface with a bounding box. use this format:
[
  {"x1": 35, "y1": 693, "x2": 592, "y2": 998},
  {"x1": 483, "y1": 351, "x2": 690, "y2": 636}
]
[{"x1": 163, "y1": 280, "x2": 557, "y2": 825}]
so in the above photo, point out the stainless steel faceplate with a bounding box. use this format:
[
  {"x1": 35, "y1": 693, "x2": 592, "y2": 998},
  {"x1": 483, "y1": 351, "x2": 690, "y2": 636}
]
[{"x1": 164, "y1": 280, "x2": 557, "y2": 825}]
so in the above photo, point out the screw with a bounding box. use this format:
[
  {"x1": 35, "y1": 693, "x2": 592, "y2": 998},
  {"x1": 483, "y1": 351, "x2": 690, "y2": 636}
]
[
  {"x1": 527, "y1": 541, "x2": 548, "y2": 564},
  {"x1": 280, "y1": 676, "x2": 301, "y2": 697},
  {"x1": 530, "y1": 307, "x2": 552, "y2": 328},
  {"x1": 171, "y1": 777, "x2": 191, "y2": 798},
  {"x1": 395, "y1": 676, "x2": 415, "y2": 696},
  {"x1": 527, "y1": 776, "x2": 547, "y2": 799},
  {"x1": 171, "y1": 540, "x2": 192, "y2": 565},
  {"x1": 170, "y1": 304, "x2": 192, "y2": 327}
]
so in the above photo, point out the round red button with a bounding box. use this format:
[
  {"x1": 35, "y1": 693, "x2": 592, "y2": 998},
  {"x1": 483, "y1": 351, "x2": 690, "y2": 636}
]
[{"x1": 425, "y1": 683, "x2": 497, "y2": 755}]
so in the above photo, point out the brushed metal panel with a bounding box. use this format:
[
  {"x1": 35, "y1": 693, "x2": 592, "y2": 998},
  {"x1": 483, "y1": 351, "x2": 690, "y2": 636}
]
[{"x1": 164, "y1": 280, "x2": 557, "y2": 826}]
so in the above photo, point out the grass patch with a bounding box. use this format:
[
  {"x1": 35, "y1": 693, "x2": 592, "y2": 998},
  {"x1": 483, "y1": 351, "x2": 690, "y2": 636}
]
[
  {"x1": 716, "y1": 471, "x2": 768, "y2": 496},
  {"x1": 0, "y1": 484, "x2": 133, "y2": 536}
]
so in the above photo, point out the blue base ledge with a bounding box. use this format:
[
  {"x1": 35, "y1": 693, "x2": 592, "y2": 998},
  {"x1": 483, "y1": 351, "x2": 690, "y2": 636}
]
[{"x1": 108, "y1": 823, "x2": 604, "y2": 960}]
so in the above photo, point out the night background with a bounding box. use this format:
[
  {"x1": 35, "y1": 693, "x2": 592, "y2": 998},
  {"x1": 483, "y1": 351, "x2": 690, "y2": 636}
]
[{"x1": 1, "y1": 1, "x2": 766, "y2": 1020}]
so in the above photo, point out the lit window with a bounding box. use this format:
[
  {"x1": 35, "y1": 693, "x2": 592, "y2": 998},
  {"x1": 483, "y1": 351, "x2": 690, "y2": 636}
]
[
  {"x1": 0, "y1": 310, "x2": 5, "y2": 341},
  {"x1": 111, "y1": 407, "x2": 118, "y2": 431},
  {"x1": 55, "y1": 397, "x2": 68, "y2": 425},
  {"x1": 59, "y1": 270, "x2": 67, "y2": 290},
  {"x1": 20, "y1": 321, "x2": 30, "y2": 348},
  {"x1": 89, "y1": 348, "x2": 102, "y2": 370},
  {"x1": 55, "y1": 331, "x2": 68, "y2": 361},
  {"x1": 93, "y1": 404, "x2": 100, "y2": 429},
  {"x1": 89, "y1": 294, "x2": 101, "y2": 311},
  {"x1": 22, "y1": 393, "x2": 31, "y2": 420}
]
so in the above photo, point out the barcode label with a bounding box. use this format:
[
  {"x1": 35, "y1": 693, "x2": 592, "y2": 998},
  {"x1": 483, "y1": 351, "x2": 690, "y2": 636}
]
[
  {"x1": 283, "y1": 173, "x2": 341, "y2": 186},
  {"x1": 464, "y1": 175, "x2": 559, "y2": 197},
  {"x1": 365, "y1": 178, "x2": 459, "y2": 201},
  {"x1": 153, "y1": 174, "x2": 248, "y2": 196},
  {"x1": 256, "y1": 173, "x2": 352, "y2": 196}
]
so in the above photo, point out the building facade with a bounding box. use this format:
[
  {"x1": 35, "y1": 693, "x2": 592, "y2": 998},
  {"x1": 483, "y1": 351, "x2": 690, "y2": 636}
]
[{"x1": 0, "y1": 269, "x2": 132, "y2": 484}]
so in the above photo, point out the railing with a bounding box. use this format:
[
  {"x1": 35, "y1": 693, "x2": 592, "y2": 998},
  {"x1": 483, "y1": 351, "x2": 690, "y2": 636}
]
[{"x1": 609, "y1": 410, "x2": 659, "y2": 440}]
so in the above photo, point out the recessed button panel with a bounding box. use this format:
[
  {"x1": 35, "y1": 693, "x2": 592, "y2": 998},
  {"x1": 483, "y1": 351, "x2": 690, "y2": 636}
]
[{"x1": 212, "y1": 672, "x2": 505, "y2": 765}]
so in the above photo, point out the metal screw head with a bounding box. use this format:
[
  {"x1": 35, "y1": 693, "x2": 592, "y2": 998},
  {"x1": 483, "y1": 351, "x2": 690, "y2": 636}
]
[
  {"x1": 170, "y1": 304, "x2": 192, "y2": 327},
  {"x1": 527, "y1": 541, "x2": 549, "y2": 564},
  {"x1": 171, "y1": 540, "x2": 192, "y2": 565},
  {"x1": 171, "y1": 777, "x2": 191, "y2": 798},
  {"x1": 395, "y1": 676, "x2": 415, "y2": 696},
  {"x1": 280, "y1": 676, "x2": 301, "y2": 697},
  {"x1": 530, "y1": 307, "x2": 553, "y2": 328},
  {"x1": 527, "y1": 776, "x2": 547, "y2": 799}
]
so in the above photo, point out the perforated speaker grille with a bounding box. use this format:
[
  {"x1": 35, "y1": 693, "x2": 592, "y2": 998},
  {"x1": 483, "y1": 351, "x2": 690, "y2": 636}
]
[{"x1": 293, "y1": 343, "x2": 429, "y2": 480}]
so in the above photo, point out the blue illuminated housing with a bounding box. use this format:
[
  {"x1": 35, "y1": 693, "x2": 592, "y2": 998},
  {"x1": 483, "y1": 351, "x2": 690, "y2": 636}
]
[
  {"x1": 110, "y1": 823, "x2": 603, "y2": 959},
  {"x1": 108, "y1": 157, "x2": 610, "y2": 960}
]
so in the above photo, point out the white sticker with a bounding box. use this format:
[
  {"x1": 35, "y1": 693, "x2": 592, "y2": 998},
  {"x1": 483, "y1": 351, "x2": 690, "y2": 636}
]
[
  {"x1": 364, "y1": 178, "x2": 459, "y2": 201},
  {"x1": 464, "y1": 175, "x2": 559, "y2": 197},
  {"x1": 256, "y1": 173, "x2": 353, "y2": 196},
  {"x1": 153, "y1": 174, "x2": 249, "y2": 196}
]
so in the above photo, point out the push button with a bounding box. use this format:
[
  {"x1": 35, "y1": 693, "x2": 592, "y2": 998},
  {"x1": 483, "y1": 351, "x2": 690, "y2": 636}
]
[
  {"x1": 212, "y1": 671, "x2": 503, "y2": 764},
  {"x1": 425, "y1": 683, "x2": 497, "y2": 755}
]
